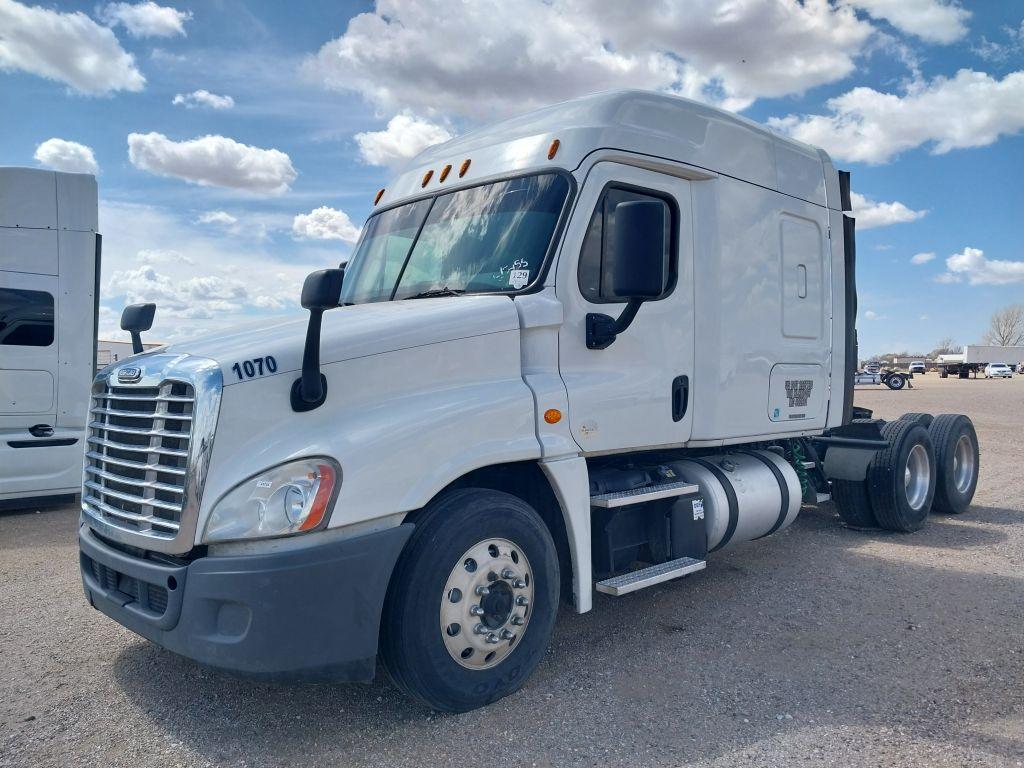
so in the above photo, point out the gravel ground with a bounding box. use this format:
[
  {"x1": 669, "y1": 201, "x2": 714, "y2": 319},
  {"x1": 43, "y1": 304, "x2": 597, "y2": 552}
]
[{"x1": 2, "y1": 374, "x2": 1022, "y2": 767}]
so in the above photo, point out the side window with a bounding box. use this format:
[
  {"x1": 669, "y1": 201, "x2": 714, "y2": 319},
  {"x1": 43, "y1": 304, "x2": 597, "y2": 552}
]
[
  {"x1": 578, "y1": 186, "x2": 675, "y2": 303},
  {"x1": 0, "y1": 288, "x2": 55, "y2": 347}
]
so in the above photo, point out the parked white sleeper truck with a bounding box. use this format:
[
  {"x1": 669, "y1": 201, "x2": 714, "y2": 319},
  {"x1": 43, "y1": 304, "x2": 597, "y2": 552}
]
[
  {"x1": 78, "y1": 91, "x2": 980, "y2": 712},
  {"x1": 1, "y1": 167, "x2": 100, "y2": 507}
]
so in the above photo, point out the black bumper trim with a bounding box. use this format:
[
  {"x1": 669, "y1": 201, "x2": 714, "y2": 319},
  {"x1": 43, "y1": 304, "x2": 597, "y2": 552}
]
[{"x1": 80, "y1": 522, "x2": 413, "y2": 683}]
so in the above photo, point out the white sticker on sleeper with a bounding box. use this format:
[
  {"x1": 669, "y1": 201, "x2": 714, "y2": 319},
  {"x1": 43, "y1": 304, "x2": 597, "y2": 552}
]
[{"x1": 509, "y1": 269, "x2": 530, "y2": 289}]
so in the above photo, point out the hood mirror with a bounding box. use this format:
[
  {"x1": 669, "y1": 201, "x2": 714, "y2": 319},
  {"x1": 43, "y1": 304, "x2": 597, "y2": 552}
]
[
  {"x1": 291, "y1": 268, "x2": 345, "y2": 412},
  {"x1": 121, "y1": 303, "x2": 156, "y2": 354}
]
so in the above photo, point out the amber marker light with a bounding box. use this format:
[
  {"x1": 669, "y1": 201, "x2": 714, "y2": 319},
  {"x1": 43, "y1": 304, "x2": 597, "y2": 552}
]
[
  {"x1": 439, "y1": 164, "x2": 452, "y2": 182},
  {"x1": 298, "y1": 463, "x2": 337, "y2": 532},
  {"x1": 374, "y1": 188, "x2": 385, "y2": 205},
  {"x1": 547, "y1": 138, "x2": 560, "y2": 160},
  {"x1": 544, "y1": 409, "x2": 562, "y2": 424},
  {"x1": 459, "y1": 158, "x2": 471, "y2": 177},
  {"x1": 421, "y1": 169, "x2": 434, "y2": 187}
]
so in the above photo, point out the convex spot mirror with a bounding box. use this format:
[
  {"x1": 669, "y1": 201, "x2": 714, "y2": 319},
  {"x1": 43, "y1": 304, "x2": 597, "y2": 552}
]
[{"x1": 120, "y1": 302, "x2": 156, "y2": 354}]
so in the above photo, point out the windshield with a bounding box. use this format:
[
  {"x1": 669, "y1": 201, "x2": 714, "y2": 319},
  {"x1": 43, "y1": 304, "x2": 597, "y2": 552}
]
[{"x1": 341, "y1": 173, "x2": 570, "y2": 304}]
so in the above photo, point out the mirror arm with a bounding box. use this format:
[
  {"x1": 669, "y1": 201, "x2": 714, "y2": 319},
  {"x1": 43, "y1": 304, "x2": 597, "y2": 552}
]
[
  {"x1": 586, "y1": 298, "x2": 644, "y2": 350},
  {"x1": 291, "y1": 307, "x2": 328, "y2": 412},
  {"x1": 129, "y1": 330, "x2": 144, "y2": 355}
]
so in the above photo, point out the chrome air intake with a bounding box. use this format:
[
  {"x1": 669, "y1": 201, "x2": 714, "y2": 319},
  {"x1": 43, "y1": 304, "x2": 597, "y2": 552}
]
[{"x1": 82, "y1": 353, "x2": 222, "y2": 554}]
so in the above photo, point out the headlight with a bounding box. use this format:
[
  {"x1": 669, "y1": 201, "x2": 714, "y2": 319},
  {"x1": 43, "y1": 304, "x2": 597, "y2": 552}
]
[{"x1": 203, "y1": 458, "x2": 339, "y2": 543}]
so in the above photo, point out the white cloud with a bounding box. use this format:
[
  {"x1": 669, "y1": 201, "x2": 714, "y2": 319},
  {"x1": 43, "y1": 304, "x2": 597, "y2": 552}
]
[
  {"x1": 769, "y1": 69, "x2": 1024, "y2": 164},
  {"x1": 172, "y1": 89, "x2": 235, "y2": 109},
  {"x1": 97, "y1": 200, "x2": 336, "y2": 341},
  {"x1": 33, "y1": 137, "x2": 99, "y2": 174},
  {"x1": 975, "y1": 21, "x2": 1024, "y2": 63},
  {"x1": 911, "y1": 252, "x2": 936, "y2": 265},
  {"x1": 304, "y1": 0, "x2": 874, "y2": 118},
  {"x1": 355, "y1": 114, "x2": 453, "y2": 168},
  {"x1": 845, "y1": 0, "x2": 970, "y2": 44},
  {"x1": 938, "y1": 246, "x2": 1024, "y2": 286},
  {"x1": 292, "y1": 207, "x2": 360, "y2": 243},
  {"x1": 850, "y1": 191, "x2": 927, "y2": 230},
  {"x1": 919, "y1": 314, "x2": 929, "y2": 321},
  {"x1": 195, "y1": 210, "x2": 237, "y2": 227},
  {"x1": 864, "y1": 309, "x2": 879, "y2": 320},
  {"x1": 96, "y1": 1, "x2": 191, "y2": 38},
  {"x1": 127, "y1": 132, "x2": 297, "y2": 195},
  {"x1": 0, "y1": 0, "x2": 144, "y2": 94}
]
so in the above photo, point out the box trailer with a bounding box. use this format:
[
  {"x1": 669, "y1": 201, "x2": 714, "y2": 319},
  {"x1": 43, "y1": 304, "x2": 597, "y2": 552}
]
[
  {"x1": 937, "y1": 345, "x2": 1024, "y2": 378},
  {"x1": 1, "y1": 167, "x2": 100, "y2": 506},
  {"x1": 78, "y1": 91, "x2": 980, "y2": 712}
]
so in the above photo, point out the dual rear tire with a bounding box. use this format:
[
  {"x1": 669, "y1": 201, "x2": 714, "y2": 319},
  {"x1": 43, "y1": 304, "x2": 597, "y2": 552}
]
[{"x1": 832, "y1": 413, "x2": 979, "y2": 532}]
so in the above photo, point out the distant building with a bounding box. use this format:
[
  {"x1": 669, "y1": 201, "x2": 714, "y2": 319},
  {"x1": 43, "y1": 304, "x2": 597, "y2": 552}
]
[{"x1": 96, "y1": 339, "x2": 163, "y2": 369}]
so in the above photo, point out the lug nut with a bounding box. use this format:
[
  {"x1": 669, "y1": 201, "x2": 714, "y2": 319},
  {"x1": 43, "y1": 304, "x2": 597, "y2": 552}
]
[
  {"x1": 515, "y1": 595, "x2": 529, "y2": 606},
  {"x1": 511, "y1": 615, "x2": 525, "y2": 626},
  {"x1": 486, "y1": 633, "x2": 500, "y2": 644},
  {"x1": 501, "y1": 568, "x2": 517, "y2": 579},
  {"x1": 513, "y1": 579, "x2": 527, "y2": 589},
  {"x1": 470, "y1": 605, "x2": 484, "y2": 616},
  {"x1": 475, "y1": 585, "x2": 490, "y2": 596},
  {"x1": 500, "y1": 629, "x2": 515, "y2": 640},
  {"x1": 474, "y1": 623, "x2": 488, "y2": 635}
]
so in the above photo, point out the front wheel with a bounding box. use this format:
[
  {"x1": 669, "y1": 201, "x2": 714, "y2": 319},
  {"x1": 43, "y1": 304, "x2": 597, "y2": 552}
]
[{"x1": 380, "y1": 488, "x2": 559, "y2": 712}]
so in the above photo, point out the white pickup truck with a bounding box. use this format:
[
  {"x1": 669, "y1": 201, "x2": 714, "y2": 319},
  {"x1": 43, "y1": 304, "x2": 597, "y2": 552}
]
[{"x1": 79, "y1": 91, "x2": 980, "y2": 712}]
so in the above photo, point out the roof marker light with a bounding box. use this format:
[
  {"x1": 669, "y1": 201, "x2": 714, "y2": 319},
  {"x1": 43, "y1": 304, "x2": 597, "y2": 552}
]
[
  {"x1": 547, "y1": 138, "x2": 560, "y2": 160},
  {"x1": 439, "y1": 164, "x2": 452, "y2": 182},
  {"x1": 374, "y1": 188, "x2": 385, "y2": 205},
  {"x1": 421, "y1": 169, "x2": 434, "y2": 187},
  {"x1": 459, "y1": 158, "x2": 471, "y2": 177}
]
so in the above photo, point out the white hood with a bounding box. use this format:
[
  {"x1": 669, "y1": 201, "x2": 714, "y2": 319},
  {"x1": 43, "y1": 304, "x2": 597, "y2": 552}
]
[{"x1": 156, "y1": 295, "x2": 522, "y2": 385}]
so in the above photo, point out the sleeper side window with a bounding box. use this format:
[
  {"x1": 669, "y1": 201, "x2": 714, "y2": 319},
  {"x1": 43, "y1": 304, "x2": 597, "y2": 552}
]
[
  {"x1": 578, "y1": 186, "x2": 675, "y2": 304},
  {"x1": 0, "y1": 288, "x2": 55, "y2": 347}
]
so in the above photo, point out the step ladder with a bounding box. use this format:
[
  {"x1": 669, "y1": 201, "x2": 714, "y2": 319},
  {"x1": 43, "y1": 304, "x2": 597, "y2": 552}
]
[{"x1": 590, "y1": 480, "x2": 707, "y2": 596}]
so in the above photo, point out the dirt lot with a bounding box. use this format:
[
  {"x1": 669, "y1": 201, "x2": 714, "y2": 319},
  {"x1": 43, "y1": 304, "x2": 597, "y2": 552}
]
[{"x1": 1, "y1": 374, "x2": 1022, "y2": 768}]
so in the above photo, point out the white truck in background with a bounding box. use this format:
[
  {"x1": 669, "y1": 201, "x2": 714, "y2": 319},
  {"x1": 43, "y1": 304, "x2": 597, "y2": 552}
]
[
  {"x1": 78, "y1": 91, "x2": 981, "y2": 713},
  {"x1": 1, "y1": 167, "x2": 100, "y2": 507}
]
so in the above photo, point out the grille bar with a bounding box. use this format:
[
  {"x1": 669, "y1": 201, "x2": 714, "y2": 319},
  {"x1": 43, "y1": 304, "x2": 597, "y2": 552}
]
[
  {"x1": 94, "y1": 393, "x2": 195, "y2": 403},
  {"x1": 87, "y1": 435, "x2": 188, "y2": 458},
  {"x1": 85, "y1": 465, "x2": 186, "y2": 495},
  {"x1": 91, "y1": 406, "x2": 193, "y2": 422},
  {"x1": 88, "y1": 421, "x2": 190, "y2": 439},
  {"x1": 83, "y1": 494, "x2": 179, "y2": 533},
  {"x1": 84, "y1": 480, "x2": 183, "y2": 513},
  {"x1": 85, "y1": 451, "x2": 187, "y2": 476}
]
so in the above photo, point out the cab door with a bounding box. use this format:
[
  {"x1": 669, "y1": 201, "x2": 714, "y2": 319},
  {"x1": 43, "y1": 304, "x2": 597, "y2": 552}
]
[{"x1": 556, "y1": 162, "x2": 694, "y2": 453}]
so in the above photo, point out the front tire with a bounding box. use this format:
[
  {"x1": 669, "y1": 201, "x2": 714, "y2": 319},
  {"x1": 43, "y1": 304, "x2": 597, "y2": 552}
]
[{"x1": 380, "y1": 488, "x2": 559, "y2": 712}]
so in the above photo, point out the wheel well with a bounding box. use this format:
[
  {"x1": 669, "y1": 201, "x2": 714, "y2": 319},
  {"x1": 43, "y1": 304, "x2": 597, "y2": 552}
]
[{"x1": 410, "y1": 462, "x2": 574, "y2": 603}]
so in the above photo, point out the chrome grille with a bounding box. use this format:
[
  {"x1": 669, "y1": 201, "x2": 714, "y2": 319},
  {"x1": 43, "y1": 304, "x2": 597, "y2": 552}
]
[
  {"x1": 82, "y1": 354, "x2": 222, "y2": 554},
  {"x1": 83, "y1": 381, "x2": 195, "y2": 539}
]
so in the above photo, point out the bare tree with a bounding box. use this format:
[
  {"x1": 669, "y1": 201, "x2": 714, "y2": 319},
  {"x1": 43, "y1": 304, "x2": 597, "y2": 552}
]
[
  {"x1": 983, "y1": 304, "x2": 1024, "y2": 347},
  {"x1": 930, "y1": 337, "x2": 962, "y2": 357}
]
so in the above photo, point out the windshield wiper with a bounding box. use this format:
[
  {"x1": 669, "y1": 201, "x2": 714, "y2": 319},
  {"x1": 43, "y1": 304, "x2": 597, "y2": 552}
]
[{"x1": 403, "y1": 287, "x2": 466, "y2": 300}]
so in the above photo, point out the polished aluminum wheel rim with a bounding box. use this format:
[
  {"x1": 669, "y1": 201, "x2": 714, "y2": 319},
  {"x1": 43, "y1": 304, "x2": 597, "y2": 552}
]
[
  {"x1": 952, "y1": 434, "x2": 975, "y2": 494},
  {"x1": 439, "y1": 538, "x2": 533, "y2": 670},
  {"x1": 904, "y1": 443, "x2": 931, "y2": 511}
]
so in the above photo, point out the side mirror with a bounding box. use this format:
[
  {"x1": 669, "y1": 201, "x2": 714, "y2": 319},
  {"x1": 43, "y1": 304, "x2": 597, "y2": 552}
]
[
  {"x1": 291, "y1": 268, "x2": 345, "y2": 412},
  {"x1": 120, "y1": 303, "x2": 156, "y2": 354},
  {"x1": 587, "y1": 200, "x2": 668, "y2": 349}
]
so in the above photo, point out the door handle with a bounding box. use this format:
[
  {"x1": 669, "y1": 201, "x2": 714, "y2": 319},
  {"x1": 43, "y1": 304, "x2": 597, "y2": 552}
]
[{"x1": 672, "y1": 376, "x2": 689, "y2": 422}]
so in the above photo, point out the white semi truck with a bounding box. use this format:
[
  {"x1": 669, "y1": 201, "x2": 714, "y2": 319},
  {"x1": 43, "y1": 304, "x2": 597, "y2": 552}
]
[
  {"x1": 1, "y1": 167, "x2": 100, "y2": 507},
  {"x1": 78, "y1": 91, "x2": 980, "y2": 712}
]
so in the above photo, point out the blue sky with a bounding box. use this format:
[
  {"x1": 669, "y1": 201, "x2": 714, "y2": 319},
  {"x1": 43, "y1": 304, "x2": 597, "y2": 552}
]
[{"x1": 1, "y1": 0, "x2": 1022, "y2": 355}]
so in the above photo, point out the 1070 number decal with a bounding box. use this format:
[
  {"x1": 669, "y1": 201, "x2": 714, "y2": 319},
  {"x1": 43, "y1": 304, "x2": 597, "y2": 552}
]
[{"x1": 231, "y1": 356, "x2": 278, "y2": 380}]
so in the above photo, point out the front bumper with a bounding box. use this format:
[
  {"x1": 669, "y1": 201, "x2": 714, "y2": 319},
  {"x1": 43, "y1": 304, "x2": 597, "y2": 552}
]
[{"x1": 80, "y1": 522, "x2": 413, "y2": 682}]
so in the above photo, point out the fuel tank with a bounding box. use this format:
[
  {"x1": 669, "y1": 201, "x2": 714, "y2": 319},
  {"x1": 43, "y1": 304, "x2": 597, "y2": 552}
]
[{"x1": 666, "y1": 450, "x2": 801, "y2": 551}]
